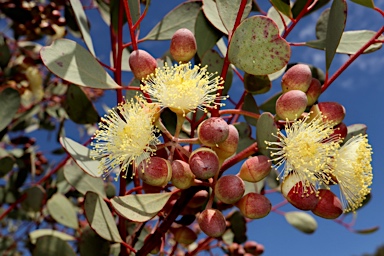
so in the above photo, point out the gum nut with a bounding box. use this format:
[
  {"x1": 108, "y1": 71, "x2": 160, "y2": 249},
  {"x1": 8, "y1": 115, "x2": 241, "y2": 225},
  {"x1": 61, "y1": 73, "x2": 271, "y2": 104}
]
[
  {"x1": 281, "y1": 173, "x2": 319, "y2": 211},
  {"x1": 198, "y1": 117, "x2": 229, "y2": 147},
  {"x1": 170, "y1": 28, "x2": 197, "y2": 62},
  {"x1": 275, "y1": 90, "x2": 308, "y2": 121},
  {"x1": 137, "y1": 157, "x2": 172, "y2": 187},
  {"x1": 312, "y1": 189, "x2": 343, "y2": 219},
  {"x1": 188, "y1": 190, "x2": 209, "y2": 208},
  {"x1": 215, "y1": 175, "x2": 245, "y2": 204},
  {"x1": 310, "y1": 102, "x2": 346, "y2": 125},
  {"x1": 212, "y1": 125, "x2": 239, "y2": 160},
  {"x1": 172, "y1": 226, "x2": 197, "y2": 245},
  {"x1": 171, "y1": 160, "x2": 195, "y2": 189},
  {"x1": 128, "y1": 49, "x2": 157, "y2": 80},
  {"x1": 281, "y1": 64, "x2": 312, "y2": 93},
  {"x1": 198, "y1": 209, "x2": 226, "y2": 237},
  {"x1": 306, "y1": 78, "x2": 322, "y2": 106},
  {"x1": 189, "y1": 148, "x2": 220, "y2": 180},
  {"x1": 236, "y1": 193, "x2": 271, "y2": 219},
  {"x1": 238, "y1": 155, "x2": 272, "y2": 182}
]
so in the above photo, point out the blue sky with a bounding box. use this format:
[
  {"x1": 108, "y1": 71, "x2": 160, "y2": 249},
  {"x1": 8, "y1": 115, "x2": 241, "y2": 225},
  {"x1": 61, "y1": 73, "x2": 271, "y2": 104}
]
[{"x1": 32, "y1": 0, "x2": 384, "y2": 255}]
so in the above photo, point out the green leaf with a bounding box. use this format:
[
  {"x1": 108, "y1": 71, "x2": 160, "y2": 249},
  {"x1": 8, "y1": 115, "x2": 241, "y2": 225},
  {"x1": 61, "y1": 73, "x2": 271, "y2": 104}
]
[
  {"x1": 350, "y1": 0, "x2": 375, "y2": 8},
  {"x1": 195, "y1": 10, "x2": 223, "y2": 58},
  {"x1": 201, "y1": 49, "x2": 233, "y2": 96},
  {"x1": 41, "y1": 39, "x2": 121, "y2": 89},
  {"x1": 69, "y1": 0, "x2": 95, "y2": 56},
  {"x1": 143, "y1": 2, "x2": 201, "y2": 40},
  {"x1": 84, "y1": 191, "x2": 122, "y2": 242},
  {"x1": 216, "y1": 0, "x2": 252, "y2": 32},
  {"x1": 202, "y1": 0, "x2": 228, "y2": 34},
  {"x1": 0, "y1": 155, "x2": 15, "y2": 177},
  {"x1": 60, "y1": 137, "x2": 101, "y2": 178},
  {"x1": 33, "y1": 235, "x2": 77, "y2": 256},
  {"x1": 270, "y1": 0, "x2": 292, "y2": 18},
  {"x1": 0, "y1": 88, "x2": 20, "y2": 131},
  {"x1": 227, "y1": 211, "x2": 247, "y2": 243},
  {"x1": 242, "y1": 93, "x2": 259, "y2": 126},
  {"x1": 233, "y1": 122, "x2": 256, "y2": 153},
  {"x1": 325, "y1": 0, "x2": 347, "y2": 71},
  {"x1": 344, "y1": 123, "x2": 367, "y2": 143},
  {"x1": 316, "y1": 8, "x2": 330, "y2": 40},
  {"x1": 111, "y1": 47, "x2": 131, "y2": 71},
  {"x1": 285, "y1": 211, "x2": 317, "y2": 234},
  {"x1": 47, "y1": 193, "x2": 79, "y2": 229},
  {"x1": 63, "y1": 162, "x2": 106, "y2": 197},
  {"x1": 29, "y1": 229, "x2": 76, "y2": 244},
  {"x1": 306, "y1": 30, "x2": 384, "y2": 55},
  {"x1": 256, "y1": 112, "x2": 279, "y2": 157},
  {"x1": 110, "y1": 192, "x2": 172, "y2": 222},
  {"x1": 292, "y1": 0, "x2": 330, "y2": 19},
  {"x1": 63, "y1": 84, "x2": 100, "y2": 124},
  {"x1": 354, "y1": 226, "x2": 379, "y2": 234},
  {"x1": 0, "y1": 35, "x2": 11, "y2": 69},
  {"x1": 267, "y1": 6, "x2": 292, "y2": 36},
  {"x1": 94, "y1": 0, "x2": 110, "y2": 25},
  {"x1": 228, "y1": 16, "x2": 291, "y2": 75},
  {"x1": 21, "y1": 185, "x2": 46, "y2": 212},
  {"x1": 79, "y1": 226, "x2": 110, "y2": 256},
  {"x1": 259, "y1": 91, "x2": 282, "y2": 114}
]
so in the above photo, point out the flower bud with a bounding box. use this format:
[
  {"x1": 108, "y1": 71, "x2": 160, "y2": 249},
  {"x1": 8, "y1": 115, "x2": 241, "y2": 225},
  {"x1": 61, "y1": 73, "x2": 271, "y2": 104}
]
[
  {"x1": 189, "y1": 148, "x2": 220, "y2": 180},
  {"x1": 172, "y1": 226, "x2": 197, "y2": 245},
  {"x1": 236, "y1": 193, "x2": 271, "y2": 219},
  {"x1": 243, "y1": 73, "x2": 271, "y2": 94},
  {"x1": 306, "y1": 78, "x2": 322, "y2": 106},
  {"x1": 215, "y1": 175, "x2": 245, "y2": 204},
  {"x1": 198, "y1": 209, "x2": 226, "y2": 237},
  {"x1": 212, "y1": 125, "x2": 239, "y2": 160},
  {"x1": 137, "y1": 157, "x2": 172, "y2": 187},
  {"x1": 188, "y1": 190, "x2": 209, "y2": 208},
  {"x1": 281, "y1": 173, "x2": 319, "y2": 211},
  {"x1": 171, "y1": 160, "x2": 195, "y2": 189},
  {"x1": 198, "y1": 117, "x2": 229, "y2": 147},
  {"x1": 238, "y1": 155, "x2": 271, "y2": 182},
  {"x1": 129, "y1": 49, "x2": 157, "y2": 80},
  {"x1": 310, "y1": 102, "x2": 346, "y2": 126},
  {"x1": 331, "y1": 122, "x2": 348, "y2": 141},
  {"x1": 311, "y1": 189, "x2": 343, "y2": 219},
  {"x1": 170, "y1": 28, "x2": 197, "y2": 62},
  {"x1": 244, "y1": 241, "x2": 264, "y2": 255},
  {"x1": 281, "y1": 64, "x2": 312, "y2": 93},
  {"x1": 275, "y1": 90, "x2": 308, "y2": 121}
]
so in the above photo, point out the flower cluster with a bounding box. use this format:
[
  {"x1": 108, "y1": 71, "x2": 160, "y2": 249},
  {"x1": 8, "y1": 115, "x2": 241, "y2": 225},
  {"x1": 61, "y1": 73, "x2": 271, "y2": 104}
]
[{"x1": 266, "y1": 114, "x2": 373, "y2": 213}]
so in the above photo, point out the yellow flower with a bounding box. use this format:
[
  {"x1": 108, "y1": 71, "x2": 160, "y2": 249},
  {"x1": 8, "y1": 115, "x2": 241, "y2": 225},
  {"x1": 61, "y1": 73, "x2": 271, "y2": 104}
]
[
  {"x1": 91, "y1": 98, "x2": 160, "y2": 180},
  {"x1": 141, "y1": 62, "x2": 227, "y2": 116},
  {"x1": 266, "y1": 114, "x2": 341, "y2": 191},
  {"x1": 332, "y1": 134, "x2": 373, "y2": 212}
]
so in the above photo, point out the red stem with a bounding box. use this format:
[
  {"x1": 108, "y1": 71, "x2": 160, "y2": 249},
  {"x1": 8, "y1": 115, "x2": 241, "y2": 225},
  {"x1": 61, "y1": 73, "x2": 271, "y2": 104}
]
[
  {"x1": 123, "y1": 0, "x2": 138, "y2": 51},
  {"x1": 220, "y1": 142, "x2": 258, "y2": 175},
  {"x1": 282, "y1": 0, "x2": 312, "y2": 39},
  {"x1": 321, "y1": 26, "x2": 384, "y2": 93}
]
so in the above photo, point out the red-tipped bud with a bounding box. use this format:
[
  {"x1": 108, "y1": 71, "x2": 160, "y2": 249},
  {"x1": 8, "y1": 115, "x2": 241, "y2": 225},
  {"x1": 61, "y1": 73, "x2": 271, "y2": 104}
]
[
  {"x1": 310, "y1": 102, "x2": 346, "y2": 125},
  {"x1": 189, "y1": 148, "x2": 220, "y2": 180},
  {"x1": 312, "y1": 189, "x2": 343, "y2": 219},
  {"x1": 172, "y1": 226, "x2": 197, "y2": 245},
  {"x1": 212, "y1": 125, "x2": 239, "y2": 160},
  {"x1": 188, "y1": 190, "x2": 209, "y2": 208},
  {"x1": 129, "y1": 49, "x2": 157, "y2": 80},
  {"x1": 238, "y1": 155, "x2": 272, "y2": 182},
  {"x1": 244, "y1": 241, "x2": 264, "y2": 255},
  {"x1": 236, "y1": 193, "x2": 271, "y2": 219},
  {"x1": 198, "y1": 209, "x2": 226, "y2": 237},
  {"x1": 198, "y1": 117, "x2": 229, "y2": 147},
  {"x1": 281, "y1": 64, "x2": 312, "y2": 93},
  {"x1": 276, "y1": 90, "x2": 308, "y2": 120},
  {"x1": 243, "y1": 73, "x2": 271, "y2": 94},
  {"x1": 171, "y1": 160, "x2": 195, "y2": 189},
  {"x1": 281, "y1": 174, "x2": 319, "y2": 211},
  {"x1": 306, "y1": 78, "x2": 322, "y2": 106},
  {"x1": 137, "y1": 157, "x2": 172, "y2": 187},
  {"x1": 215, "y1": 175, "x2": 245, "y2": 204},
  {"x1": 332, "y1": 122, "x2": 348, "y2": 141},
  {"x1": 170, "y1": 28, "x2": 197, "y2": 62}
]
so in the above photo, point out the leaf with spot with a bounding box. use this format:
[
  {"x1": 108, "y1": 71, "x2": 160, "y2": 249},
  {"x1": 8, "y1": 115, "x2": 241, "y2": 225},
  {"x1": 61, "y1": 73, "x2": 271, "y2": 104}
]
[
  {"x1": 228, "y1": 16, "x2": 291, "y2": 75},
  {"x1": 41, "y1": 39, "x2": 121, "y2": 89},
  {"x1": 267, "y1": 6, "x2": 291, "y2": 36}
]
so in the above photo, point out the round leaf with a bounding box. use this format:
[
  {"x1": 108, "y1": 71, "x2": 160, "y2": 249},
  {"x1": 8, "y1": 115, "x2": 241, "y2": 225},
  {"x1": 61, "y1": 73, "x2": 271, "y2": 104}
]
[
  {"x1": 285, "y1": 211, "x2": 318, "y2": 234},
  {"x1": 216, "y1": 0, "x2": 252, "y2": 32},
  {"x1": 0, "y1": 155, "x2": 15, "y2": 177},
  {"x1": 33, "y1": 235, "x2": 77, "y2": 256},
  {"x1": 21, "y1": 185, "x2": 46, "y2": 213},
  {"x1": 110, "y1": 192, "x2": 172, "y2": 222},
  {"x1": 29, "y1": 229, "x2": 76, "y2": 244},
  {"x1": 47, "y1": 193, "x2": 79, "y2": 229},
  {"x1": 40, "y1": 39, "x2": 120, "y2": 89},
  {"x1": 267, "y1": 6, "x2": 291, "y2": 36},
  {"x1": 256, "y1": 112, "x2": 279, "y2": 157},
  {"x1": 79, "y1": 226, "x2": 110, "y2": 256},
  {"x1": 0, "y1": 88, "x2": 21, "y2": 132},
  {"x1": 63, "y1": 162, "x2": 106, "y2": 197},
  {"x1": 84, "y1": 191, "x2": 122, "y2": 243},
  {"x1": 344, "y1": 123, "x2": 367, "y2": 143},
  {"x1": 228, "y1": 16, "x2": 291, "y2": 75},
  {"x1": 60, "y1": 137, "x2": 101, "y2": 178},
  {"x1": 202, "y1": 0, "x2": 228, "y2": 34}
]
